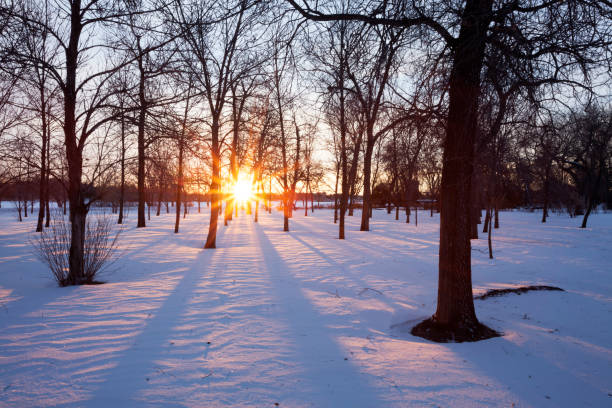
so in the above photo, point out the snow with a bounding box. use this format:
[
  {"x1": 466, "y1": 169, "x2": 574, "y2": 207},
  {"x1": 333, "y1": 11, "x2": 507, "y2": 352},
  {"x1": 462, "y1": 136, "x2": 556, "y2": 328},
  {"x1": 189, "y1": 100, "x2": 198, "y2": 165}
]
[{"x1": 0, "y1": 205, "x2": 611, "y2": 407}]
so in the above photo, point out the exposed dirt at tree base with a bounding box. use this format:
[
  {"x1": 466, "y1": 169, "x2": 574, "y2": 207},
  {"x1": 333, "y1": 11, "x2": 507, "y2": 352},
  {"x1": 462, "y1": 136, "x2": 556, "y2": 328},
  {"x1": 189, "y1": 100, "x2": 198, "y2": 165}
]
[
  {"x1": 59, "y1": 280, "x2": 105, "y2": 287},
  {"x1": 411, "y1": 317, "x2": 501, "y2": 343},
  {"x1": 475, "y1": 285, "x2": 564, "y2": 300}
]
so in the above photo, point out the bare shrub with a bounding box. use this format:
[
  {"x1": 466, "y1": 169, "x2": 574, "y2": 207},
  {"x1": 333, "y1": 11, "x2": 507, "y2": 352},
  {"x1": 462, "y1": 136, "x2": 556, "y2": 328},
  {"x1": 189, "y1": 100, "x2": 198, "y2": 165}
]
[{"x1": 32, "y1": 211, "x2": 121, "y2": 286}]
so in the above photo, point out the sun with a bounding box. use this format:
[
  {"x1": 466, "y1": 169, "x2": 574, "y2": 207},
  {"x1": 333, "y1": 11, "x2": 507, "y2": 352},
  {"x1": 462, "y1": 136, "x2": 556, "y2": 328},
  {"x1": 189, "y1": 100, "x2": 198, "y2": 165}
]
[{"x1": 232, "y1": 176, "x2": 254, "y2": 203}]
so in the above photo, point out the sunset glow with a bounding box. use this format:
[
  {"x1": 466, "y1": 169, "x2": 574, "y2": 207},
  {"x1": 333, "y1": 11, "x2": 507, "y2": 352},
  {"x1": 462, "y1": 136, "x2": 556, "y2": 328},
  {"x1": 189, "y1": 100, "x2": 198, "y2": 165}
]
[{"x1": 232, "y1": 176, "x2": 254, "y2": 203}]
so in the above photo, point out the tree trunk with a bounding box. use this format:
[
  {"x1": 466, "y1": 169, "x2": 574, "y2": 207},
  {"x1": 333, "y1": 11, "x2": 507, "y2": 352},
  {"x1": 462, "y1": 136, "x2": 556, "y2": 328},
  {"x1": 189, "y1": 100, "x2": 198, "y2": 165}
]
[
  {"x1": 44, "y1": 123, "x2": 50, "y2": 228},
  {"x1": 541, "y1": 164, "x2": 550, "y2": 223},
  {"x1": 254, "y1": 181, "x2": 260, "y2": 222},
  {"x1": 412, "y1": 0, "x2": 497, "y2": 342},
  {"x1": 136, "y1": 63, "x2": 147, "y2": 228},
  {"x1": 470, "y1": 173, "x2": 479, "y2": 239},
  {"x1": 310, "y1": 188, "x2": 314, "y2": 213},
  {"x1": 283, "y1": 193, "x2": 290, "y2": 231},
  {"x1": 118, "y1": 108, "x2": 126, "y2": 225},
  {"x1": 156, "y1": 182, "x2": 162, "y2": 216},
  {"x1": 333, "y1": 176, "x2": 339, "y2": 224},
  {"x1": 347, "y1": 142, "x2": 360, "y2": 217},
  {"x1": 183, "y1": 192, "x2": 188, "y2": 218},
  {"x1": 67, "y1": 155, "x2": 87, "y2": 285},
  {"x1": 64, "y1": 2, "x2": 88, "y2": 285},
  {"x1": 488, "y1": 202, "x2": 493, "y2": 259},
  {"x1": 268, "y1": 176, "x2": 272, "y2": 214},
  {"x1": 205, "y1": 121, "x2": 221, "y2": 248},
  {"x1": 581, "y1": 164, "x2": 603, "y2": 228},
  {"x1": 36, "y1": 96, "x2": 48, "y2": 232},
  {"x1": 174, "y1": 140, "x2": 183, "y2": 234},
  {"x1": 494, "y1": 201, "x2": 499, "y2": 229},
  {"x1": 470, "y1": 205, "x2": 479, "y2": 239},
  {"x1": 360, "y1": 140, "x2": 374, "y2": 231},
  {"x1": 483, "y1": 205, "x2": 490, "y2": 233}
]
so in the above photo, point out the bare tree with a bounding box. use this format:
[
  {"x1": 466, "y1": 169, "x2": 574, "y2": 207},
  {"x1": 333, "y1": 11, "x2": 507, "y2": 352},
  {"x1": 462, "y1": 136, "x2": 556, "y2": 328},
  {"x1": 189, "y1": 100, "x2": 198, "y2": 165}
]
[
  {"x1": 288, "y1": 0, "x2": 612, "y2": 341},
  {"x1": 171, "y1": 0, "x2": 259, "y2": 247}
]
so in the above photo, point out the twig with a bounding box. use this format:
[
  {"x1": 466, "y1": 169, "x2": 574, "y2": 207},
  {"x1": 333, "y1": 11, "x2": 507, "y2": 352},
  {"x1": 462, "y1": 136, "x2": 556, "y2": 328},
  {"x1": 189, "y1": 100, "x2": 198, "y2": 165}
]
[{"x1": 358, "y1": 287, "x2": 383, "y2": 296}]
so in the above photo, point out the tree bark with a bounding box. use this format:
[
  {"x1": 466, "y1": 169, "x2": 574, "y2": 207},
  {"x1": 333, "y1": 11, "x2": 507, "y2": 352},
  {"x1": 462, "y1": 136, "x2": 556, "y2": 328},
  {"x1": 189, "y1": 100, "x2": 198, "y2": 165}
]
[
  {"x1": 205, "y1": 120, "x2": 221, "y2": 248},
  {"x1": 360, "y1": 139, "x2": 374, "y2": 231},
  {"x1": 581, "y1": 162, "x2": 604, "y2": 228},
  {"x1": 36, "y1": 91, "x2": 48, "y2": 232},
  {"x1": 64, "y1": 0, "x2": 87, "y2": 285},
  {"x1": 136, "y1": 56, "x2": 147, "y2": 228},
  {"x1": 118, "y1": 106, "x2": 126, "y2": 225},
  {"x1": 413, "y1": 0, "x2": 497, "y2": 342},
  {"x1": 541, "y1": 163, "x2": 550, "y2": 223}
]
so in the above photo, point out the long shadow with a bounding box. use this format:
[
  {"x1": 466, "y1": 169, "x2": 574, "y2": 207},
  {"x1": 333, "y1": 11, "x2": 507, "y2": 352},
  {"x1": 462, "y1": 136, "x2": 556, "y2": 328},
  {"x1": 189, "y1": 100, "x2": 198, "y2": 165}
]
[
  {"x1": 450, "y1": 333, "x2": 611, "y2": 406},
  {"x1": 254, "y1": 223, "x2": 387, "y2": 407},
  {"x1": 0, "y1": 217, "x2": 224, "y2": 406},
  {"x1": 0, "y1": 212, "x2": 210, "y2": 327},
  {"x1": 290, "y1": 215, "x2": 437, "y2": 265},
  {"x1": 82, "y1": 224, "x2": 231, "y2": 406},
  {"x1": 286, "y1": 232, "x2": 425, "y2": 319}
]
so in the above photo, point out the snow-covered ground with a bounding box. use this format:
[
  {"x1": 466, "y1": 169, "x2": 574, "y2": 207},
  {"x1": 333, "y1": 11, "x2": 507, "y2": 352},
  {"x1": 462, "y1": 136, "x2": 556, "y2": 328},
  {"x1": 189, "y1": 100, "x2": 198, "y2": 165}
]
[{"x1": 0, "y1": 205, "x2": 611, "y2": 407}]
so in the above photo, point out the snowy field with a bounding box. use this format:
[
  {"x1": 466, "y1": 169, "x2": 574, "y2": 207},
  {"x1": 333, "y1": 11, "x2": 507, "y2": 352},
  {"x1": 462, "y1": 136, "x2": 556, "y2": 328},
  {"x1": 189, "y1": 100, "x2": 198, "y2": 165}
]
[{"x1": 0, "y1": 205, "x2": 611, "y2": 407}]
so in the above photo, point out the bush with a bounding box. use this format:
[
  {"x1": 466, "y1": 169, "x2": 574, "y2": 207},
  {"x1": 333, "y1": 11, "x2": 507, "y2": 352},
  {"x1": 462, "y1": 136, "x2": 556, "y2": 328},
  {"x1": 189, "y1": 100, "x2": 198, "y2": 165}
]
[{"x1": 32, "y1": 211, "x2": 120, "y2": 286}]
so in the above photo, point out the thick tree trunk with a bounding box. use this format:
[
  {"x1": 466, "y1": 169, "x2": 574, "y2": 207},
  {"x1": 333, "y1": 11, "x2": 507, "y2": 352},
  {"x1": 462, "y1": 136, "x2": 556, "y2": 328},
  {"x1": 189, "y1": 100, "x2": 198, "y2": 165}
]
[
  {"x1": 412, "y1": 0, "x2": 497, "y2": 342},
  {"x1": 64, "y1": 2, "x2": 88, "y2": 285},
  {"x1": 67, "y1": 151, "x2": 87, "y2": 285}
]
